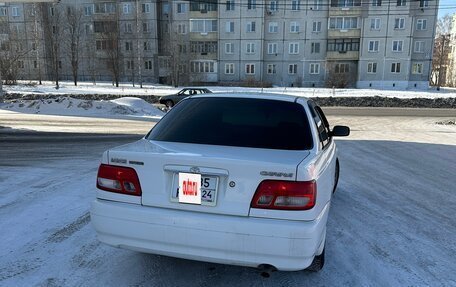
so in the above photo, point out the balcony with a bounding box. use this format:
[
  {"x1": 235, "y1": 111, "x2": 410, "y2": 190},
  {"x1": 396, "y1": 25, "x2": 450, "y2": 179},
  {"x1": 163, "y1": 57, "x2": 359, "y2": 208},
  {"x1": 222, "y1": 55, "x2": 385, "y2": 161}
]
[
  {"x1": 328, "y1": 28, "x2": 361, "y2": 38},
  {"x1": 326, "y1": 50, "x2": 359, "y2": 60},
  {"x1": 329, "y1": 6, "x2": 362, "y2": 16}
]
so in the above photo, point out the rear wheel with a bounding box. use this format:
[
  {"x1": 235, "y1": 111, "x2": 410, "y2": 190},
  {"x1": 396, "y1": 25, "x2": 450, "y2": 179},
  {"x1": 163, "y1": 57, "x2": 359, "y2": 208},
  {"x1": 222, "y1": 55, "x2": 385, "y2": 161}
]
[
  {"x1": 333, "y1": 160, "x2": 339, "y2": 194},
  {"x1": 306, "y1": 248, "x2": 325, "y2": 272},
  {"x1": 165, "y1": 100, "x2": 174, "y2": 108}
]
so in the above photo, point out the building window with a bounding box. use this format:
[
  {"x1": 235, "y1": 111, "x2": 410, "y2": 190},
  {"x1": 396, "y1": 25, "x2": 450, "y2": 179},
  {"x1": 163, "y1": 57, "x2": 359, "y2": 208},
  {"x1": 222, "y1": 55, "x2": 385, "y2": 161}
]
[
  {"x1": 269, "y1": 0, "x2": 278, "y2": 11},
  {"x1": 313, "y1": 0, "x2": 322, "y2": 10},
  {"x1": 226, "y1": 21, "x2": 235, "y2": 33},
  {"x1": 225, "y1": 63, "x2": 234, "y2": 74},
  {"x1": 269, "y1": 22, "x2": 278, "y2": 33},
  {"x1": 312, "y1": 21, "x2": 322, "y2": 32},
  {"x1": 32, "y1": 43, "x2": 37, "y2": 50},
  {"x1": 0, "y1": 7, "x2": 8, "y2": 16},
  {"x1": 143, "y1": 22, "x2": 151, "y2": 33},
  {"x1": 331, "y1": 0, "x2": 361, "y2": 7},
  {"x1": 289, "y1": 42, "x2": 299, "y2": 54},
  {"x1": 245, "y1": 64, "x2": 255, "y2": 74},
  {"x1": 368, "y1": 40, "x2": 379, "y2": 52},
  {"x1": 33, "y1": 60, "x2": 38, "y2": 69},
  {"x1": 191, "y1": 61, "x2": 217, "y2": 73},
  {"x1": 420, "y1": 0, "x2": 429, "y2": 8},
  {"x1": 412, "y1": 63, "x2": 423, "y2": 74},
  {"x1": 124, "y1": 23, "x2": 133, "y2": 33},
  {"x1": 335, "y1": 63, "x2": 349, "y2": 73},
  {"x1": 96, "y1": 40, "x2": 114, "y2": 50},
  {"x1": 397, "y1": 0, "x2": 406, "y2": 6},
  {"x1": 367, "y1": 62, "x2": 377, "y2": 73},
  {"x1": 190, "y1": 1, "x2": 217, "y2": 11},
  {"x1": 159, "y1": 58, "x2": 169, "y2": 69},
  {"x1": 225, "y1": 43, "x2": 234, "y2": 54},
  {"x1": 247, "y1": 21, "x2": 256, "y2": 32},
  {"x1": 123, "y1": 3, "x2": 131, "y2": 14},
  {"x1": 417, "y1": 19, "x2": 427, "y2": 30},
  {"x1": 246, "y1": 43, "x2": 255, "y2": 54},
  {"x1": 391, "y1": 62, "x2": 401, "y2": 73},
  {"x1": 94, "y1": 2, "x2": 116, "y2": 14},
  {"x1": 84, "y1": 5, "x2": 93, "y2": 16},
  {"x1": 17, "y1": 60, "x2": 24, "y2": 69},
  {"x1": 370, "y1": 18, "x2": 380, "y2": 30},
  {"x1": 372, "y1": 0, "x2": 382, "y2": 6},
  {"x1": 311, "y1": 42, "x2": 320, "y2": 53},
  {"x1": 392, "y1": 40, "x2": 403, "y2": 52},
  {"x1": 394, "y1": 18, "x2": 405, "y2": 29},
  {"x1": 414, "y1": 41, "x2": 425, "y2": 53},
  {"x1": 178, "y1": 44, "x2": 186, "y2": 53},
  {"x1": 11, "y1": 6, "x2": 20, "y2": 17},
  {"x1": 144, "y1": 41, "x2": 152, "y2": 51},
  {"x1": 268, "y1": 43, "x2": 278, "y2": 54},
  {"x1": 267, "y1": 64, "x2": 276, "y2": 74},
  {"x1": 290, "y1": 22, "x2": 300, "y2": 33},
  {"x1": 178, "y1": 24, "x2": 187, "y2": 34},
  {"x1": 310, "y1": 63, "x2": 320, "y2": 74},
  {"x1": 126, "y1": 60, "x2": 134, "y2": 70},
  {"x1": 288, "y1": 64, "x2": 298, "y2": 74},
  {"x1": 291, "y1": 0, "x2": 300, "y2": 10},
  {"x1": 190, "y1": 19, "x2": 217, "y2": 33},
  {"x1": 142, "y1": 3, "x2": 150, "y2": 13},
  {"x1": 329, "y1": 17, "x2": 358, "y2": 29},
  {"x1": 177, "y1": 3, "x2": 187, "y2": 13},
  {"x1": 327, "y1": 38, "x2": 360, "y2": 52},
  {"x1": 58, "y1": 61, "x2": 62, "y2": 69},
  {"x1": 125, "y1": 41, "x2": 133, "y2": 51},
  {"x1": 145, "y1": 60, "x2": 153, "y2": 70},
  {"x1": 226, "y1": 0, "x2": 235, "y2": 11},
  {"x1": 190, "y1": 41, "x2": 218, "y2": 53},
  {"x1": 247, "y1": 0, "x2": 256, "y2": 9}
]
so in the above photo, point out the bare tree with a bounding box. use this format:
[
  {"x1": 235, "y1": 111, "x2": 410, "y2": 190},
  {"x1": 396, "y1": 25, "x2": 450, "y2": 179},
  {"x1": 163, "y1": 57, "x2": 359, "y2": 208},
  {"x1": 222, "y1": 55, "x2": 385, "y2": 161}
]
[
  {"x1": 325, "y1": 63, "x2": 354, "y2": 88},
  {"x1": 42, "y1": 3, "x2": 65, "y2": 89},
  {"x1": 0, "y1": 19, "x2": 31, "y2": 85},
  {"x1": 99, "y1": 16, "x2": 121, "y2": 87},
  {"x1": 431, "y1": 14, "x2": 452, "y2": 89},
  {"x1": 65, "y1": 5, "x2": 83, "y2": 86}
]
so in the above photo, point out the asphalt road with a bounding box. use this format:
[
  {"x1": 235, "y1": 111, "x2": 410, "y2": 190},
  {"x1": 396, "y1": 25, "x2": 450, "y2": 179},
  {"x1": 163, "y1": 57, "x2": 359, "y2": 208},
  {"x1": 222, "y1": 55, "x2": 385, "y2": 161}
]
[{"x1": 0, "y1": 109, "x2": 455, "y2": 286}]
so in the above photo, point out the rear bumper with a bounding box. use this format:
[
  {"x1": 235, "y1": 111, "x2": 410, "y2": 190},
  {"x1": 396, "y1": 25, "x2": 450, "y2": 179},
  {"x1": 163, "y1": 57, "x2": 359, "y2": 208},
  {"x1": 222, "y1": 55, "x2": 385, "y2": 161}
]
[{"x1": 90, "y1": 199, "x2": 330, "y2": 271}]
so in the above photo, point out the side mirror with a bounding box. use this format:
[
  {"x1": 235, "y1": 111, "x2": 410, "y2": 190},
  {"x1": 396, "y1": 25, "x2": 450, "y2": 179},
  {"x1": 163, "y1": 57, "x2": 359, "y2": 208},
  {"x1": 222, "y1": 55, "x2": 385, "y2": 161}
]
[{"x1": 331, "y1": 125, "x2": 350, "y2": 137}]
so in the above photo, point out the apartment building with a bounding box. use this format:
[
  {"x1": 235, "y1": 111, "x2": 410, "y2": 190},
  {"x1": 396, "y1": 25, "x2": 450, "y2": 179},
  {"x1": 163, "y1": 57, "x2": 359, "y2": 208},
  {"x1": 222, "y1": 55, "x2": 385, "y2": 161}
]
[{"x1": 0, "y1": 0, "x2": 438, "y2": 88}]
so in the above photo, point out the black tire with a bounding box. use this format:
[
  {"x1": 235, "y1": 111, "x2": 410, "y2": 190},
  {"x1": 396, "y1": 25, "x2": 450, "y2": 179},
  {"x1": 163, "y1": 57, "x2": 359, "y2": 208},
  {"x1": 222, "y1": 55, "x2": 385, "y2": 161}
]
[
  {"x1": 333, "y1": 160, "x2": 339, "y2": 194},
  {"x1": 165, "y1": 100, "x2": 174, "y2": 108},
  {"x1": 306, "y1": 248, "x2": 325, "y2": 272}
]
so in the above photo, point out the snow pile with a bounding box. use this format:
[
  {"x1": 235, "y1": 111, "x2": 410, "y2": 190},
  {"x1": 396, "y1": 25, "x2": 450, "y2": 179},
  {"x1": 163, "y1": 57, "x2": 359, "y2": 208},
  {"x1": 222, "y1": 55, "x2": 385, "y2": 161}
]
[
  {"x1": 1, "y1": 96, "x2": 164, "y2": 119},
  {"x1": 4, "y1": 80, "x2": 456, "y2": 99}
]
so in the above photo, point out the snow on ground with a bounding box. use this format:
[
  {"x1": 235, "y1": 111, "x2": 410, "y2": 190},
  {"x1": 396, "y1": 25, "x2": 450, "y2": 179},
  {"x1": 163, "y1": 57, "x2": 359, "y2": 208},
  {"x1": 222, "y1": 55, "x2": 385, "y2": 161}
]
[
  {"x1": 1, "y1": 96, "x2": 164, "y2": 120},
  {"x1": 0, "y1": 113, "x2": 455, "y2": 286},
  {"x1": 3, "y1": 80, "x2": 456, "y2": 99}
]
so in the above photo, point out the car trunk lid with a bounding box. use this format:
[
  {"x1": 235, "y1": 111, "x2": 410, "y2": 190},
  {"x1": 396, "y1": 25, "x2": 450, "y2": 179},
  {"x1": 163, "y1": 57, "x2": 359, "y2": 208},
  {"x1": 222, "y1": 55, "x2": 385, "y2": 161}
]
[{"x1": 108, "y1": 139, "x2": 310, "y2": 216}]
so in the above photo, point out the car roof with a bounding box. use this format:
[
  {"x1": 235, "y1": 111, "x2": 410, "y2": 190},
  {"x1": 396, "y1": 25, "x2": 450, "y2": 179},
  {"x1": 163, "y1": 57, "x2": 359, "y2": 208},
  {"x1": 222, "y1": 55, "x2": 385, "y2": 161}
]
[
  {"x1": 188, "y1": 92, "x2": 306, "y2": 102},
  {"x1": 181, "y1": 87, "x2": 209, "y2": 90}
]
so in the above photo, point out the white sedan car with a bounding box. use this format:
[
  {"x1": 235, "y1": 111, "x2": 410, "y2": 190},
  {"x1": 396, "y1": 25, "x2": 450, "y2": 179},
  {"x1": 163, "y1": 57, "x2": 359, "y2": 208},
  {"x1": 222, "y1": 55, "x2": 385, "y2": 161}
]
[{"x1": 90, "y1": 93, "x2": 349, "y2": 272}]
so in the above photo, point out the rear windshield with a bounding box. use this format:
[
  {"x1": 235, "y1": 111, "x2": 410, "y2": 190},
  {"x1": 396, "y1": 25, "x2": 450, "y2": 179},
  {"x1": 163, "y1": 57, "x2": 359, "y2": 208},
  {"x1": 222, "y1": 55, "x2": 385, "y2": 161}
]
[{"x1": 147, "y1": 97, "x2": 313, "y2": 150}]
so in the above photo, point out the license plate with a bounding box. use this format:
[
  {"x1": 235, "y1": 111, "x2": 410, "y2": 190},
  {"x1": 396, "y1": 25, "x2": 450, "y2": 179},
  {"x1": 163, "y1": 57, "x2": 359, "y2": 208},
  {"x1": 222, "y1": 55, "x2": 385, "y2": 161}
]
[{"x1": 171, "y1": 173, "x2": 218, "y2": 206}]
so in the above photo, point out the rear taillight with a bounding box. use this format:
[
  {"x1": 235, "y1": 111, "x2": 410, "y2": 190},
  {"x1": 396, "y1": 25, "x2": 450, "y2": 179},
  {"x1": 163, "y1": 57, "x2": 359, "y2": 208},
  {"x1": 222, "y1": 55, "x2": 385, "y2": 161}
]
[
  {"x1": 96, "y1": 164, "x2": 142, "y2": 196},
  {"x1": 250, "y1": 180, "x2": 316, "y2": 210}
]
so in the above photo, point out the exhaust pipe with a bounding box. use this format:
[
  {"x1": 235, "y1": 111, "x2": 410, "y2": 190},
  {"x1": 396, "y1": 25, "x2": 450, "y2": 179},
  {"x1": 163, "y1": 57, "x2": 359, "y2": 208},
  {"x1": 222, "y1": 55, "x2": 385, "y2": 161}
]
[{"x1": 258, "y1": 264, "x2": 277, "y2": 278}]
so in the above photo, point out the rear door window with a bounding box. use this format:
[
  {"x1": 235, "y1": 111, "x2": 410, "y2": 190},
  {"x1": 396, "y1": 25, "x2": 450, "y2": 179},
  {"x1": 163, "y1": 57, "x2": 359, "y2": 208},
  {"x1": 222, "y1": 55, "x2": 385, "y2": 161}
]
[
  {"x1": 308, "y1": 101, "x2": 330, "y2": 149},
  {"x1": 148, "y1": 97, "x2": 313, "y2": 150}
]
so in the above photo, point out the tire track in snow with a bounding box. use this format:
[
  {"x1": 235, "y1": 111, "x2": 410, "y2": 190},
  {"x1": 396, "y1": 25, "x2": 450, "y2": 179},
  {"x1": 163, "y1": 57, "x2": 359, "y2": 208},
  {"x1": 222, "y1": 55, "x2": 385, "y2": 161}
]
[{"x1": 46, "y1": 212, "x2": 91, "y2": 243}]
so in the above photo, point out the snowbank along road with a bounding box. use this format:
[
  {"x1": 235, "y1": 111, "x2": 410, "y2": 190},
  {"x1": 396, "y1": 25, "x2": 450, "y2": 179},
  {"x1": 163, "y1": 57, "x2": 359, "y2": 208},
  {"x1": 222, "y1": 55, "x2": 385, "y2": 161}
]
[{"x1": 0, "y1": 108, "x2": 455, "y2": 286}]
